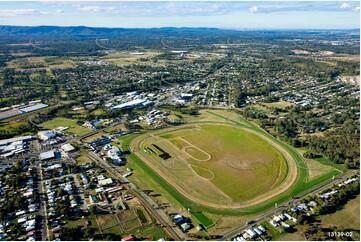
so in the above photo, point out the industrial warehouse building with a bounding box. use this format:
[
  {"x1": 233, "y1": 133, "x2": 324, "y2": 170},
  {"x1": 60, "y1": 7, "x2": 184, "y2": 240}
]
[{"x1": 38, "y1": 130, "x2": 57, "y2": 141}]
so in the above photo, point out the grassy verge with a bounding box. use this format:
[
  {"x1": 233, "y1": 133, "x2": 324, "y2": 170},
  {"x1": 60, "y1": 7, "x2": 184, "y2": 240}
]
[
  {"x1": 314, "y1": 157, "x2": 348, "y2": 172},
  {"x1": 118, "y1": 133, "x2": 142, "y2": 152}
]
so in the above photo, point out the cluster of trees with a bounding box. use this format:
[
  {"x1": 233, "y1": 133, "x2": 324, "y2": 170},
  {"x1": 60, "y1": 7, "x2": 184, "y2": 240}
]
[
  {"x1": 57, "y1": 226, "x2": 102, "y2": 241},
  {"x1": 0, "y1": 121, "x2": 37, "y2": 139},
  {"x1": 31, "y1": 104, "x2": 77, "y2": 124},
  {"x1": 240, "y1": 107, "x2": 268, "y2": 120},
  {"x1": 1, "y1": 68, "x2": 57, "y2": 107},
  {"x1": 0, "y1": 191, "x2": 28, "y2": 219},
  {"x1": 307, "y1": 119, "x2": 360, "y2": 168},
  {"x1": 0, "y1": 164, "x2": 37, "y2": 221},
  {"x1": 235, "y1": 84, "x2": 279, "y2": 107},
  {"x1": 241, "y1": 108, "x2": 304, "y2": 147},
  {"x1": 0, "y1": 55, "x2": 9, "y2": 68},
  {"x1": 289, "y1": 109, "x2": 326, "y2": 132},
  {"x1": 241, "y1": 96, "x2": 358, "y2": 167},
  {"x1": 303, "y1": 152, "x2": 321, "y2": 159},
  {"x1": 161, "y1": 104, "x2": 199, "y2": 116}
]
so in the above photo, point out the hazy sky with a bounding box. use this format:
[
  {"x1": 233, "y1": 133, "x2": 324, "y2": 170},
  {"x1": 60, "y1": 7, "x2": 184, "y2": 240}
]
[{"x1": 0, "y1": 1, "x2": 359, "y2": 29}]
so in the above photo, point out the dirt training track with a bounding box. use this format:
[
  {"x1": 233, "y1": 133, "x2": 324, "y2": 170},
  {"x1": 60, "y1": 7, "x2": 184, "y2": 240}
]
[{"x1": 130, "y1": 123, "x2": 298, "y2": 209}]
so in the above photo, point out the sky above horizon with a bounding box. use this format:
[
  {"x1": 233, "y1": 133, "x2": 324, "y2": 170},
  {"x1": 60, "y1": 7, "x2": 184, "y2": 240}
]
[{"x1": 0, "y1": 1, "x2": 359, "y2": 29}]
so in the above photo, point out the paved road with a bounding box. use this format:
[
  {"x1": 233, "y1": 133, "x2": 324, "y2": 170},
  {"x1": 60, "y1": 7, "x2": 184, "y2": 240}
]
[
  {"x1": 85, "y1": 151, "x2": 185, "y2": 241},
  {"x1": 220, "y1": 170, "x2": 357, "y2": 241},
  {"x1": 37, "y1": 163, "x2": 49, "y2": 241},
  {"x1": 71, "y1": 175, "x2": 89, "y2": 210},
  {"x1": 30, "y1": 136, "x2": 49, "y2": 242}
]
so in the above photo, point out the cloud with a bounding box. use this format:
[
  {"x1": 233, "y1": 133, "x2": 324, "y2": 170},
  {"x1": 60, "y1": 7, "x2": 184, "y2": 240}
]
[
  {"x1": 60, "y1": 2, "x2": 361, "y2": 17},
  {"x1": 249, "y1": 6, "x2": 258, "y2": 13},
  {"x1": 340, "y1": 3, "x2": 360, "y2": 12},
  {"x1": 340, "y1": 3, "x2": 351, "y2": 9},
  {"x1": 77, "y1": 3, "x2": 234, "y2": 16},
  {"x1": 0, "y1": 9, "x2": 49, "y2": 17},
  {"x1": 79, "y1": 6, "x2": 102, "y2": 12},
  {"x1": 56, "y1": 9, "x2": 64, "y2": 13},
  {"x1": 79, "y1": 6, "x2": 117, "y2": 13}
]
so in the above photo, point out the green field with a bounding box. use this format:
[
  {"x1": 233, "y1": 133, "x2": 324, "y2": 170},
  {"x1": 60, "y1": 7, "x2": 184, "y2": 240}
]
[
  {"x1": 122, "y1": 218, "x2": 142, "y2": 231},
  {"x1": 41, "y1": 117, "x2": 90, "y2": 136},
  {"x1": 76, "y1": 155, "x2": 91, "y2": 165},
  {"x1": 98, "y1": 214, "x2": 118, "y2": 230},
  {"x1": 118, "y1": 133, "x2": 141, "y2": 152},
  {"x1": 314, "y1": 156, "x2": 348, "y2": 172},
  {"x1": 140, "y1": 124, "x2": 289, "y2": 204},
  {"x1": 133, "y1": 223, "x2": 171, "y2": 240},
  {"x1": 123, "y1": 110, "x2": 341, "y2": 226},
  {"x1": 319, "y1": 195, "x2": 360, "y2": 231},
  {"x1": 263, "y1": 101, "x2": 293, "y2": 109}
]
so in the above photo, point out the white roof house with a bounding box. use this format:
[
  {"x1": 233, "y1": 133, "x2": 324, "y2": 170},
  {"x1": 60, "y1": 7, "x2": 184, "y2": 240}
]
[
  {"x1": 284, "y1": 213, "x2": 294, "y2": 221},
  {"x1": 43, "y1": 163, "x2": 62, "y2": 171},
  {"x1": 61, "y1": 143, "x2": 75, "y2": 152},
  {"x1": 107, "y1": 146, "x2": 123, "y2": 164},
  {"x1": 278, "y1": 214, "x2": 286, "y2": 220},
  {"x1": 269, "y1": 220, "x2": 278, "y2": 227},
  {"x1": 18, "y1": 217, "x2": 27, "y2": 224},
  {"x1": 15, "y1": 210, "x2": 26, "y2": 216},
  {"x1": 97, "y1": 175, "x2": 105, "y2": 181},
  {"x1": 98, "y1": 178, "x2": 113, "y2": 186},
  {"x1": 242, "y1": 232, "x2": 251, "y2": 239},
  {"x1": 254, "y1": 228, "x2": 263, "y2": 236},
  {"x1": 281, "y1": 222, "x2": 290, "y2": 229},
  {"x1": 70, "y1": 200, "x2": 78, "y2": 208},
  {"x1": 258, "y1": 225, "x2": 266, "y2": 232},
  {"x1": 246, "y1": 229, "x2": 257, "y2": 238},
  {"x1": 273, "y1": 215, "x2": 282, "y2": 223},
  {"x1": 95, "y1": 187, "x2": 105, "y2": 193},
  {"x1": 27, "y1": 219, "x2": 36, "y2": 227}
]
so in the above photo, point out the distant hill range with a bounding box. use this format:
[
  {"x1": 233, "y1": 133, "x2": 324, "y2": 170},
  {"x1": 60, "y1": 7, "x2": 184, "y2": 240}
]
[
  {"x1": 0, "y1": 25, "x2": 228, "y2": 36},
  {"x1": 0, "y1": 25, "x2": 358, "y2": 36}
]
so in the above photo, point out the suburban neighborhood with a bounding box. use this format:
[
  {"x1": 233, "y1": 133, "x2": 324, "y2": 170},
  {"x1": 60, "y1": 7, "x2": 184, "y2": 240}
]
[{"x1": 0, "y1": 3, "x2": 359, "y2": 241}]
